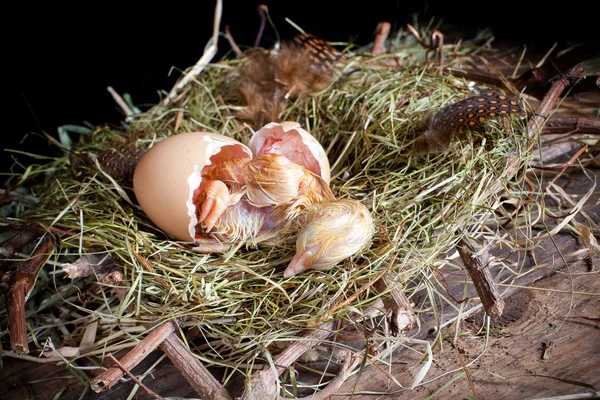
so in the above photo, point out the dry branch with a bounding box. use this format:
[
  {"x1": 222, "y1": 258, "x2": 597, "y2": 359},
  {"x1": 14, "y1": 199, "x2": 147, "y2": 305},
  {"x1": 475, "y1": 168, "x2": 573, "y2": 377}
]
[
  {"x1": 7, "y1": 235, "x2": 53, "y2": 354},
  {"x1": 90, "y1": 321, "x2": 178, "y2": 392},
  {"x1": 372, "y1": 22, "x2": 391, "y2": 55},
  {"x1": 450, "y1": 43, "x2": 599, "y2": 99},
  {"x1": 160, "y1": 331, "x2": 232, "y2": 400},
  {"x1": 528, "y1": 65, "x2": 585, "y2": 140},
  {"x1": 542, "y1": 117, "x2": 600, "y2": 135},
  {"x1": 0, "y1": 224, "x2": 45, "y2": 257},
  {"x1": 373, "y1": 275, "x2": 416, "y2": 336},
  {"x1": 456, "y1": 236, "x2": 504, "y2": 318}
]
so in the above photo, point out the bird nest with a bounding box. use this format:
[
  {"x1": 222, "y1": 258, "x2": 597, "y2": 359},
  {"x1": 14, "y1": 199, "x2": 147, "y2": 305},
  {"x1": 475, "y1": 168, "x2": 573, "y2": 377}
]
[{"x1": 3, "y1": 16, "x2": 595, "y2": 399}]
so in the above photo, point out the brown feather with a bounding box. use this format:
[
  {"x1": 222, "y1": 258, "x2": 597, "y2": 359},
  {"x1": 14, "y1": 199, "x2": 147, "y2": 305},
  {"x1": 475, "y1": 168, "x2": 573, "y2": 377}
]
[{"x1": 230, "y1": 34, "x2": 341, "y2": 128}]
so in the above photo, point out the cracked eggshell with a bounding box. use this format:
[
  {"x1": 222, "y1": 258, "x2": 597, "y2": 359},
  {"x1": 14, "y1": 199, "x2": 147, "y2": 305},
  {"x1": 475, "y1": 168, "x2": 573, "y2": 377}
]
[
  {"x1": 249, "y1": 121, "x2": 331, "y2": 184},
  {"x1": 133, "y1": 132, "x2": 252, "y2": 242}
]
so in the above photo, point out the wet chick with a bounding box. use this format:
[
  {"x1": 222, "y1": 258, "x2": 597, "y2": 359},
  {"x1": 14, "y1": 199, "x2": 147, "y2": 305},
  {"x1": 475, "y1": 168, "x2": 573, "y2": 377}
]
[
  {"x1": 233, "y1": 33, "x2": 343, "y2": 128},
  {"x1": 412, "y1": 91, "x2": 525, "y2": 154}
]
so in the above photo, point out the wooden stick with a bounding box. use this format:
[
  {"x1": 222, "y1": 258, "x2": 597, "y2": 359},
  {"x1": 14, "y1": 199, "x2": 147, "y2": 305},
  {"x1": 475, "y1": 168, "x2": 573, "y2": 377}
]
[
  {"x1": 224, "y1": 25, "x2": 243, "y2": 58},
  {"x1": 456, "y1": 236, "x2": 504, "y2": 318},
  {"x1": 528, "y1": 65, "x2": 584, "y2": 140},
  {"x1": 372, "y1": 22, "x2": 391, "y2": 55},
  {"x1": 0, "y1": 224, "x2": 45, "y2": 257},
  {"x1": 541, "y1": 116, "x2": 600, "y2": 135},
  {"x1": 502, "y1": 64, "x2": 585, "y2": 180},
  {"x1": 240, "y1": 322, "x2": 334, "y2": 400},
  {"x1": 7, "y1": 235, "x2": 53, "y2": 354},
  {"x1": 105, "y1": 353, "x2": 166, "y2": 400},
  {"x1": 90, "y1": 321, "x2": 177, "y2": 392},
  {"x1": 159, "y1": 331, "x2": 232, "y2": 400},
  {"x1": 449, "y1": 43, "x2": 598, "y2": 100},
  {"x1": 432, "y1": 30, "x2": 444, "y2": 75},
  {"x1": 254, "y1": 4, "x2": 267, "y2": 48},
  {"x1": 373, "y1": 275, "x2": 416, "y2": 336}
]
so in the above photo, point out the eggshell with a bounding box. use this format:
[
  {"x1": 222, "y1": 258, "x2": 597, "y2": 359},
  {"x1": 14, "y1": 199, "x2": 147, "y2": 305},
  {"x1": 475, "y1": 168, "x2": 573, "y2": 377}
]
[
  {"x1": 133, "y1": 132, "x2": 252, "y2": 242},
  {"x1": 249, "y1": 121, "x2": 331, "y2": 184}
]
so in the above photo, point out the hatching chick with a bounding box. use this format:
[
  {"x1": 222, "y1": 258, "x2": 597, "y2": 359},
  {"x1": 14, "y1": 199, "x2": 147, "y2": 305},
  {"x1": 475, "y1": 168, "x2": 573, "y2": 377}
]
[
  {"x1": 232, "y1": 33, "x2": 342, "y2": 128},
  {"x1": 412, "y1": 91, "x2": 525, "y2": 154},
  {"x1": 191, "y1": 153, "x2": 374, "y2": 277}
]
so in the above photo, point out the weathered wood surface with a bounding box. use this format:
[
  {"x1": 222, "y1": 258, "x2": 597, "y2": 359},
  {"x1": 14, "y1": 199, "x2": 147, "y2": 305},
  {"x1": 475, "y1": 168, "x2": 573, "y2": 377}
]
[
  {"x1": 335, "y1": 169, "x2": 600, "y2": 399},
  {"x1": 1, "y1": 170, "x2": 599, "y2": 399}
]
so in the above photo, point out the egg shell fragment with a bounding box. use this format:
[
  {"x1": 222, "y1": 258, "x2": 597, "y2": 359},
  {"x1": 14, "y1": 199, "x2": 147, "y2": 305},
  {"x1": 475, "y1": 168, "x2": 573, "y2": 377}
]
[
  {"x1": 133, "y1": 132, "x2": 252, "y2": 242},
  {"x1": 249, "y1": 121, "x2": 331, "y2": 184}
]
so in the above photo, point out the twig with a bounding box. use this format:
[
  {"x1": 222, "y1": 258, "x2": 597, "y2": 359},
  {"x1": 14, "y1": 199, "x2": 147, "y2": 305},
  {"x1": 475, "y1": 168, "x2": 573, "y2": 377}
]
[
  {"x1": 527, "y1": 65, "x2": 585, "y2": 140},
  {"x1": 241, "y1": 322, "x2": 334, "y2": 400},
  {"x1": 90, "y1": 321, "x2": 178, "y2": 392},
  {"x1": 160, "y1": 330, "x2": 232, "y2": 400},
  {"x1": 105, "y1": 353, "x2": 165, "y2": 400},
  {"x1": 454, "y1": 346, "x2": 477, "y2": 398},
  {"x1": 406, "y1": 24, "x2": 426, "y2": 47},
  {"x1": 432, "y1": 30, "x2": 444, "y2": 75},
  {"x1": 450, "y1": 43, "x2": 598, "y2": 100},
  {"x1": 456, "y1": 235, "x2": 504, "y2": 318},
  {"x1": 161, "y1": 0, "x2": 222, "y2": 106},
  {"x1": 254, "y1": 4, "x2": 267, "y2": 48},
  {"x1": 541, "y1": 116, "x2": 600, "y2": 135},
  {"x1": 0, "y1": 224, "x2": 45, "y2": 257},
  {"x1": 224, "y1": 25, "x2": 243, "y2": 58},
  {"x1": 372, "y1": 22, "x2": 391, "y2": 55},
  {"x1": 7, "y1": 234, "x2": 53, "y2": 354},
  {"x1": 406, "y1": 23, "x2": 445, "y2": 71},
  {"x1": 549, "y1": 144, "x2": 589, "y2": 186},
  {"x1": 373, "y1": 275, "x2": 416, "y2": 336}
]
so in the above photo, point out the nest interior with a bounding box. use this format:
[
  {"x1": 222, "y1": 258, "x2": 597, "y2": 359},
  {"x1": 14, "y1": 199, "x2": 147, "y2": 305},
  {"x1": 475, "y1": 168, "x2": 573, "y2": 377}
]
[{"x1": 1, "y1": 19, "x2": 599, "y2": 399}]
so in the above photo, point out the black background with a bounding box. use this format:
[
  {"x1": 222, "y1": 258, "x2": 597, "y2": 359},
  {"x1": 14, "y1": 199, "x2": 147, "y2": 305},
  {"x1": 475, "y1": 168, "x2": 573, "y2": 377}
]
[{"x1": 6, "y1": 0, "x2": 599, "y2": 184}]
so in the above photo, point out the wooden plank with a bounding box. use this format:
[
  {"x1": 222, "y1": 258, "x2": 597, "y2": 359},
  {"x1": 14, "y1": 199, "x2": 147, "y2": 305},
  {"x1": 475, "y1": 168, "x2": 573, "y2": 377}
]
[{"x1": 336, "y1": 254, "x2": 600, "y2": 399}]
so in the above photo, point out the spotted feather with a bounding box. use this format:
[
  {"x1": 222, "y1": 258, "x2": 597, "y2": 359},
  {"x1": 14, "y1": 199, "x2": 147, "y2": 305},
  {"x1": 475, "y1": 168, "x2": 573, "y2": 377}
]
[
  {"x1": 292, "y1": 33, "x2": 343, "y2": 71},
  {"x1": 432, "y1": 91, "x2": 524, "y2": 135}
]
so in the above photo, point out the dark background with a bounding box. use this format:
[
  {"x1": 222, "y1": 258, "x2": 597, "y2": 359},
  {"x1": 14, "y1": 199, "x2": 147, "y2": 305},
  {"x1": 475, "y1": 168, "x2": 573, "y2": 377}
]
[{"x1": 6, "y1": 0, "x2": 599, "y2": 185}]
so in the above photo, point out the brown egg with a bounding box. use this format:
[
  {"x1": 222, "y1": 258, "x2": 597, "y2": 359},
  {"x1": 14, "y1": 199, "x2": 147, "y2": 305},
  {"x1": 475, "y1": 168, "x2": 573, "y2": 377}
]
[
  {"x1": 133, "y1": 132, "x2": 252, "y2": 241},
  {"x1": 249, "y1": 121, "x2": 331, "y2": 184}
]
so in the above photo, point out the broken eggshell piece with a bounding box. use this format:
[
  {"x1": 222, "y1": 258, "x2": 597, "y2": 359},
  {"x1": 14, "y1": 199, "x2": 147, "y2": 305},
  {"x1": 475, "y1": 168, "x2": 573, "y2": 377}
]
[
  {"x1": 249, "y1": 121, "x2": 331, "y2": 184},
  {"x1": 133, "y1": 132, "x2": 252, "y2": 242}
]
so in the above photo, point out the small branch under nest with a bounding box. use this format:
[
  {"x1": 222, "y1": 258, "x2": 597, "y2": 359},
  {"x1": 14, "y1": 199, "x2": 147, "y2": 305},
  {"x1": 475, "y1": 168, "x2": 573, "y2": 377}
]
[
  {"x1": 456, "y1": 235, "x2": 504, "y2": 318},
  {"x1": 91, "y1": 321, "x2": 178, "y2": 392},
  {"x1": 451, "y1": 43, "x2": 598, "y2": 100},
  {"x1": 6, "y1": 234, "x2": 54, "y2": 354}
]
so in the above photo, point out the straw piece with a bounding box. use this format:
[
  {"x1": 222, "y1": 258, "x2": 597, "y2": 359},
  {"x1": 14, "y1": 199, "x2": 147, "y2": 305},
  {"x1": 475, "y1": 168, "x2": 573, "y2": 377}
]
[
  {"x1": 7, "y1": 235, "x2": 53, "y2": 354},
  {"x1": 160, "y1": 331, "x2": 232, "y2": 400},
  {"x1": 90, "y1": 321, "x2": 177, "y2": 392},
  {"x1": 456, "y1": 235, "x2": 504, "y2": 318}
]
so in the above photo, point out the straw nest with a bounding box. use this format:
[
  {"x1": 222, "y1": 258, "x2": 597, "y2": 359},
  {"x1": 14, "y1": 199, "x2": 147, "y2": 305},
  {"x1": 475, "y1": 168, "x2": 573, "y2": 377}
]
[{"x1": 2, "y1": 25, "x2": 551, "y2": 395}]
